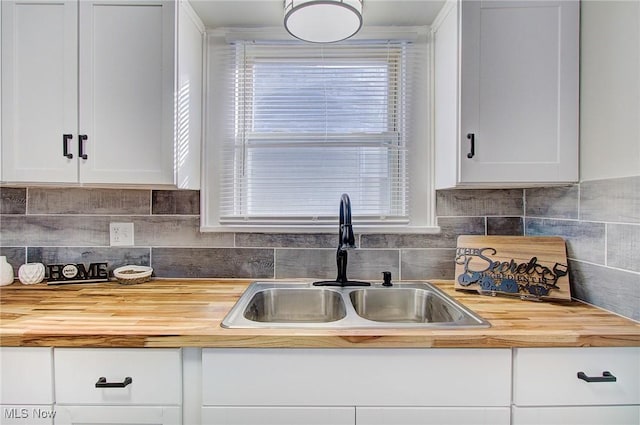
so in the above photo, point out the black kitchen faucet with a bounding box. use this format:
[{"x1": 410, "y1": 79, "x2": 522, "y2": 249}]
[{"x1": 313, "y1": 193, "x2": 371, "y2": 287}]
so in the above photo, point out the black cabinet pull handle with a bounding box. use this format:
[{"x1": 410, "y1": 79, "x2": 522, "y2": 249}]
[
  {"x1": 577, "y1": 371, "x2": 617, "y2": 383},
  {"x1": 79, "y1": 134, "x2": 88, "y2": 160},
  {"x1": 467, "y1": 133, "x2": 475, "y2": 158},
  {"x1": 63, "y1": 134, "x2": 73, "y2": 159},
  {"x1": 95, "y1": 376, "x2": 132, "y2": 388}
]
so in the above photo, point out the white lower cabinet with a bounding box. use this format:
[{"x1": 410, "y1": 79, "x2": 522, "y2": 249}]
[
  {"x1": 356, "y1": 407, "x2": 510, "y2": 425},
  {"x1": 512, "y1": 347, "x2": 640, "y2": 425},
  {"x1": 53, "y1": 348, "x2": 182, "y2": 425},
  {"x1": 54, "y1": 406, "x2": 180, "y2": 425},
  {"x1": 201, "y1": 407, "x2": 354, "y2": 425},
  {"x1": 201, "y1": 348, "x2": 512, "y2": 425},
  {"x1": 0, "y1": 347, "x2": 54, "y2": 425},
  {"x1": 512, "y1": 406, "x2": 640, "y2": 425}
]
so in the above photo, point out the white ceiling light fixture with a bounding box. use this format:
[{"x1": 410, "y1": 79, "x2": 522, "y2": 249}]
[{"x1": 284, "y1": 0, "x2": 364, "y2": 43}]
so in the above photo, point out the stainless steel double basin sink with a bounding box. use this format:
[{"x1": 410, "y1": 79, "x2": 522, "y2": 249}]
[{"x1": 221, "y1": 281, "x2": 489, "y2": 329}]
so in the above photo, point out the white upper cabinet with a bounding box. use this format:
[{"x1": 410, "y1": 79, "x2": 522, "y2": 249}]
[
  {"x1": 433, "y1": 0, "x2": 579, "y2": 189},
  {"x1": 77, "y1": 0, "x2": 175, "y2": 185},
  {"x1": 1, "y1": 0, "x2": 79, "y2": 183},
  {"x1": 1, "y1": 0, "x2": 202, "y2": 187}
]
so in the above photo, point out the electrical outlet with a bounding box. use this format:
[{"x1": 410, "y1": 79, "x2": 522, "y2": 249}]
[{"x1": 110, "y1": 222, "x2": 134, "y2": 246}]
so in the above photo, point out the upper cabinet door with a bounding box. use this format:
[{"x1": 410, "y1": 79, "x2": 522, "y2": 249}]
[
  {"x1": 459, "y1": 0, "x2": 579, "y2": 184},
  {"x1": 1, "y1": 0, "x2": 78, "y2": 183},
  {"x1": 78, "y1": 0, "x2": 175, "y2": 185}
]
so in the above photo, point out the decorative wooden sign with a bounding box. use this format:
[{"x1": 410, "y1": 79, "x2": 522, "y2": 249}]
[
  {"x1": 46, "y1": 262, "x2": 109, "y2": 285},
  {"x1": 454, "y1": 236, "x2": 571, "y2": 301}
]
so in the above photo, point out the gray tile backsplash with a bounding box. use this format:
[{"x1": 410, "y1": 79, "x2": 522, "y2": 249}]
[
  {"x1": 525, "y1": 218, "x2": 606, "y2": 264},
  {"x1": 436, "y1": 189, "x2": 523, "y2": 216},
  {"x1": 525, "y1": 186, "x2": 579, "y2": 219},
  {"x1": 275, "y1": 248, "x2": 399, "y2": 280},
  {"x1": 486, "y1": 217, "x2": 523, "y2": 236},
  {"x1": 1, "y1": 181, "x2": 638, "y2": 321},
  {"x1": 0, "y1": 187, "x2": 26, "y2": 214},
  {"x1": 28, "y1": 187, "x2": 150, "y2": 215},
  {"x1": 152, "y1": 247, "x2": 274, "y2": 278},
  {"x1": 524, "y1": 177, "x2": 640, "y2": 321},
  {"x1": 607, "y1": 223, "x2": 640, "y2": 273},
  {"x1": 580, "y1": 176, "x2": 640, "y2": 224},
  {"x1": 569, "y1": 259, "x2": 640, "y2": 322},
  {"x1": 28, "y1": 247, "x2": 151, "y2": 274}
]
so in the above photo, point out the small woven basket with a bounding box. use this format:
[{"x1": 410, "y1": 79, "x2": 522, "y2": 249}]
[{"x1": 113, "y1": 265, "x2": 153, "y2": 285}]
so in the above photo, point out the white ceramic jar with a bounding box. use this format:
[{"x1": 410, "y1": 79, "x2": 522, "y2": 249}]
[
  {"x1": 0, "y1": 256, "x2": 15, "y2": 286},
  {"x1": 18, "y1": 262, "x2": 46, "y2": 285}
]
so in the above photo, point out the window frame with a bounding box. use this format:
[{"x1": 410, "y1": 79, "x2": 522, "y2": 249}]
[{"x1": 201, "y1": 28, "x2": 437, "y2": 234}]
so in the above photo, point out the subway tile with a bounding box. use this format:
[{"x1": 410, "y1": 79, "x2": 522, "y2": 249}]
[
  {"x1": 486, "y1": 217, "x2": 523, "y2": 235},
  {"x1": 525, "y1": 218, "x2": 605, "y2": 264},
  {"x1": 152, "y1": 248, "x2": 274, "y2": 278},
  {"x1": 28, "y1": 188, "x2": 150, "y2": 215},
  {"x1": 236, "y1": 233, "x2": 336, "y2": 248},
  {"x1": 152, "y1": 190, "x2": 200, "y2": 215},
  {"x1": 580, "y1": 176, "x2": 640, "y2": 224},
  {"x1": 27, "y1": 247, "x2": 151, "y2": 274},
  {"x1": 275, "y1": 248, "x2": 399, "y2": 281},
  {"x1": 607, "y1": 224, "x2": 640, "y2": 273},
  {"x1": 0, "y1": 187, "x2": 26, "y2": 214},
  {"x1": 361, "y1": 217, "x2": 485, "y2": 249},
  {"x1": 400, "y1": 249, "x2": 456, "y2": 280},
  {"x1": 569, "y1": 259, "x2": 639, "y2": 322},
  {"x1": 525, "y1": 185, "x2": 579, "y2": 219},
  {"x1": 0, "y1": 247, "x2": 26, "y2": 276},
  {"x1": 0, "y1": 216, "x2": 110, "y2": 246},
  {"x1": 132, "y1": 216, "x2": 234, "y2": 247},
  {"x1": 436, "y1": 189, "x2": 523, "y2": 216}
]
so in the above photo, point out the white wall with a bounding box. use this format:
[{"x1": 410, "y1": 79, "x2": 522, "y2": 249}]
[{"x1": 580, "y1": 0, "x2": 640, "y2": 181}]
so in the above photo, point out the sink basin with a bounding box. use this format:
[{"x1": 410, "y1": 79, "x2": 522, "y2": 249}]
[
  {"x1": 243, "y1": 288, "x2": 346, "y2": 323},
  {"x1": 221, "y1": 281, "x2": 489, "y2": 329},
  {"x1": 349, "y1": 288, "x2": 470, "y2": 323}
]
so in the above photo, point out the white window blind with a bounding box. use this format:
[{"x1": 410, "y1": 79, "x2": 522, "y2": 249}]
[{"x1": 204, "y1": 34, "x2": 433, "y2": 232}]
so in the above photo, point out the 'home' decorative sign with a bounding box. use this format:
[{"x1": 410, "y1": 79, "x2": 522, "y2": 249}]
[
  {"x1": 454, "y1": 236, "x2": 571, "y2": 301},
  {"x1": 46, "y1": 262, "x2": 109, "y2": 285}
]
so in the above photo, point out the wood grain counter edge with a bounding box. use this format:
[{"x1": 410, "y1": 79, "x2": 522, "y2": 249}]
[{"x1": 1, "y1": 279, "x2": 639, "y2": 348}]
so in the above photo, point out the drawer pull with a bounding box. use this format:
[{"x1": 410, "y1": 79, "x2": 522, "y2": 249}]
[
  {"x1": 577, "y1": 371, "x2": 617, "y2": 383},
  {"x1": 95, "y1": 376, "x2": 133, "y2": 388}
]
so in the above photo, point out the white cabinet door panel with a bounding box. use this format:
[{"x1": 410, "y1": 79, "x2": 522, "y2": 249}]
[
  {"x1": 202, "y1": 349, "x2": 511, "y2": 407},
  {"x1": 512, "y1": 406, "x2": 640, "y2": 425},
  {"x1": 0, "y1": 405, "x2": 54, "y2": 424},
  {"x1": 1, "y1": 0, "x2": 77, "y2": 182},
  {"x1": 356, "y1": 407, "x2": 510, "y2": 425},
  {"x1": 459, "y1": 0, "x2": 579, "y2": 184},
  {"x1": 202, "y1": 407, "x2": 354, "y2": 425},
  {"x1": 0, "y1": 347, "x2": 53, "y2": 405},
  {"x1": 54, "y1": 406, "x2": 180, "y2": 425},
  {"x1": 78, "y1": 0, "x2": 174, "y2": 185}
]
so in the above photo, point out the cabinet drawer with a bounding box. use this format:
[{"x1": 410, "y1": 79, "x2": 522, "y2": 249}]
[
  {"x1": 512, "y1": 406, "x2": 640, "y2": 425},
  {"x1": 0, "y1": 347, "x2": 53, "y2": 404},
  {"x1": 203, "y1": 348, "x2": 511, "y2": 407},
  {"x1": 54, "y1": 348, "x2": 181, "y2": 405},
  {"x1": 514, "y1": 347, "x2": 640, "y2": 406}
]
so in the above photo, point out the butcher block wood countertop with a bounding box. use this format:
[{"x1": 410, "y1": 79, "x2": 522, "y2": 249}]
[{"x1": 1, "y1": 279, "x2": 638, "y2": 348}]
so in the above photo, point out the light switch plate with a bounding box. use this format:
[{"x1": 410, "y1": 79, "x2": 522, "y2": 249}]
[{"x1": 110, "y1": 222, "x2": 134, "y2": 246}]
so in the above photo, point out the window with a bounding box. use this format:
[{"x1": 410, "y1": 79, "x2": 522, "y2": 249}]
[{"x1": 203, "y1": 31, "x2": 434, "y2": 232}]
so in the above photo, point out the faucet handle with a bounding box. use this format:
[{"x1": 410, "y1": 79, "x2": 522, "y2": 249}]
[{"x1": 382, "y1": 271, "x2": 393, "y2": 287}]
